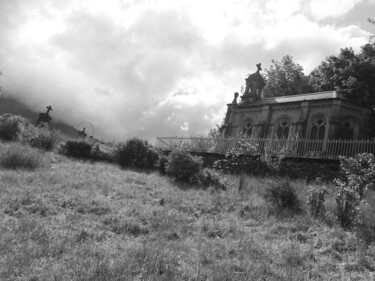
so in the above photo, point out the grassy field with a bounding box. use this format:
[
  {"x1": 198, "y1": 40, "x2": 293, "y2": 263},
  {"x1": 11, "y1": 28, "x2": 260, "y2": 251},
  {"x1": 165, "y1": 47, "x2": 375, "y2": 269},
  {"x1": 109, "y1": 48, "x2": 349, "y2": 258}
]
[{"x1": 1, "y1": 143, "x2": 375, "y2": 280}]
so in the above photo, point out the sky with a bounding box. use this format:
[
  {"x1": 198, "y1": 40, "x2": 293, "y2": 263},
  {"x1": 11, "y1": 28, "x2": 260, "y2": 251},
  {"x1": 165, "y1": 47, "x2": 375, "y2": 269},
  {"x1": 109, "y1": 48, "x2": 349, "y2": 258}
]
[{"x1": 0, "y1": 0, "x2": 374, "y2": 141}]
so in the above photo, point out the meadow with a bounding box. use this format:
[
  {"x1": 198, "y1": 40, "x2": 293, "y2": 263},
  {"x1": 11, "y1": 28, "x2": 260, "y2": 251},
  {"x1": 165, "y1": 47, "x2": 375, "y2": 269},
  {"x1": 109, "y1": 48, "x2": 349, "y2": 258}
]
[
  {"x1": 1, "y1": 114, "x2": 375, "y2": 280},
  {"x1": 1, "y1": 143, "x2": 375, "y2": 281}
]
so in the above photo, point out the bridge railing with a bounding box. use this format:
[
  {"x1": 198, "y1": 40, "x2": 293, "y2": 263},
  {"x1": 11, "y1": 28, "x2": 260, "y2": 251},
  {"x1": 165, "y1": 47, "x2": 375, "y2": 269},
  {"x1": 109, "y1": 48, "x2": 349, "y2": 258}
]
[{"x1": 156, "y1": 137, "x2": 375, "y2": 159}]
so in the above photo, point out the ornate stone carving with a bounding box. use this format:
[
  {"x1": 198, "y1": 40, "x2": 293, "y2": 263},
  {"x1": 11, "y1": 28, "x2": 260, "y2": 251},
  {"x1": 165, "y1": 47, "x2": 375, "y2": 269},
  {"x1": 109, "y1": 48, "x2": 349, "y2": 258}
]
[
  {"x1": 241, "y1": 63, "x2": 266, "y2": 102},
  {"x1": 232, "y1": 92, "x2": 239, "y2": 104}
]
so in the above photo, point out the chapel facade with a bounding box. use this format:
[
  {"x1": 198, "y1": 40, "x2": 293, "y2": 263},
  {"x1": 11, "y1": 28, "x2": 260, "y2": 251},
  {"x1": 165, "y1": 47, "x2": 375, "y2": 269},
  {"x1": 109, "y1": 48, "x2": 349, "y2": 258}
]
[{"x1": 221, "y1": 65, "x2": 374, "y2": 141}]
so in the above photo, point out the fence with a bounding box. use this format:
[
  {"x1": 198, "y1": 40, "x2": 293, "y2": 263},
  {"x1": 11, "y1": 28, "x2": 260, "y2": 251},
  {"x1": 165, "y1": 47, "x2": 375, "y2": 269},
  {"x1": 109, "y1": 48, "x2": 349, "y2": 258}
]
[{"x1": 156, "y1": 137, "x2": 375, "y2": 160}]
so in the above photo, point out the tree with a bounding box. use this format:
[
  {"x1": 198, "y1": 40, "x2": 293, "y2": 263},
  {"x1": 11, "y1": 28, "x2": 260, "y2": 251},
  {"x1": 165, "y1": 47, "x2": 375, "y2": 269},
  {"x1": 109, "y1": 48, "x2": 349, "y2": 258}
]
[
  {"x1": 308, "y1": 43, "x2": 375, "y2": 106},
  {"x1": 368, "y1": 18, "x2": 375, "y2": 41},
  {"x1": 262, "y1": 55, "x2": 311, "y2": 97},
  {"x1": 208, "y1": 124, "x2": 222, "y2": 138}
]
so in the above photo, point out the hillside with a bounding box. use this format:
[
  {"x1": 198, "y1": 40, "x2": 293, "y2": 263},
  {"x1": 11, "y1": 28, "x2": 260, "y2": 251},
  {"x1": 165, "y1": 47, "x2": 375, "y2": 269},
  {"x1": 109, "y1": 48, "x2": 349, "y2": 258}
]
[
  {"x1": 0, "y1": 96, "x2": 77, "y2": 138},
  {"x1": 1, "y1": 141, "x2": 375, "y2": 280}
]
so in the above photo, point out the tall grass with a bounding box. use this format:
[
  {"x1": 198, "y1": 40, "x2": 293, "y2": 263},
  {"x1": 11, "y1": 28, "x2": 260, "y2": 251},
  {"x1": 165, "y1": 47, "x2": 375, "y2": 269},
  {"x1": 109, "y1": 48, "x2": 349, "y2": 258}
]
[
  {"x1": 0, "y1": 113, "x2": 28, "y2": 141},
  {"x1": 19, "y1": 124, "x2": 62, "y2": 151},
  {"x1": 0, "y1": 143, "x2": 46, "y2": 170},
  {"x1": 1, "y1": 146, "x2": 375, "y2": 280}
]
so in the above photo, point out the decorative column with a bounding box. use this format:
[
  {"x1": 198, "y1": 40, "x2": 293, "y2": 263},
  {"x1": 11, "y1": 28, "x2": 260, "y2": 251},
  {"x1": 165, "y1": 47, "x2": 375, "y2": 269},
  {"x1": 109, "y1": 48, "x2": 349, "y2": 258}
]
[
  {"x1": 328, "y1": 100, "x2": 341, "y2": 139},
  {"x1": 255, "y1": 122, "x2": 265, "y2": 138},
  {"x1": 259, "y1": 105, "x2": 271, "y2": 138},
  {"x1": 298, "y1": 101, "x2": 309, "y2": 138}
]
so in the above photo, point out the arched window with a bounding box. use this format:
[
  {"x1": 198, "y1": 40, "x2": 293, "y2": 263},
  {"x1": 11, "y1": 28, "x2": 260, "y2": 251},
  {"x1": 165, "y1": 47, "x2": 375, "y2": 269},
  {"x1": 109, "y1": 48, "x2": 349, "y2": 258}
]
[
  {"x1": 338, "y1": 120, "x2": 354, "y2": 139},
  {"x1": 276, "y1": 119, "x2": 290, "y2": 139},
  {"x1": 242, "y1": 121, "x2": 253, "y2": 137},
  {"x1": 310, "y1": 118, "x2": 326, "y2": 140}
]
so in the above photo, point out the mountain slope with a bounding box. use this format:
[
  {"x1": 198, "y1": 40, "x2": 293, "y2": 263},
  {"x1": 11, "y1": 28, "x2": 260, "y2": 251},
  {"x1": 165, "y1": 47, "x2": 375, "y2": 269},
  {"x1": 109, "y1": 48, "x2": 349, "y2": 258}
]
[{"x1": 0, "y1": 96, "x2": 77, "y2": 138}]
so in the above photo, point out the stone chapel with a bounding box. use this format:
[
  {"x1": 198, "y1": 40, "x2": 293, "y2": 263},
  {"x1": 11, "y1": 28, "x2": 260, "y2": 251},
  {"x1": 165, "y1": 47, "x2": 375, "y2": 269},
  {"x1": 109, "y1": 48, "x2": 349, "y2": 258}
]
[{"x1": 221, "y1": 64, "x2": 374, "y2": 141}]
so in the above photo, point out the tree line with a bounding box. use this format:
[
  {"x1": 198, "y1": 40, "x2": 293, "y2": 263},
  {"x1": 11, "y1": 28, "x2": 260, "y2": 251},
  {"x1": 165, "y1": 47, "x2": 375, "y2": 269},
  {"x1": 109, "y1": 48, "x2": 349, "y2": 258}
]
[{"x1": 262, "y1": 41, "x2": 375, "y2": 107}]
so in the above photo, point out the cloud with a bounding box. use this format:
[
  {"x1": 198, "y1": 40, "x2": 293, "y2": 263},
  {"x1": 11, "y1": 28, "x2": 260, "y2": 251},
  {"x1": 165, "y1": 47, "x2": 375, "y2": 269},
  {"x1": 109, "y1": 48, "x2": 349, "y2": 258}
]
[
  {"x1": 309, "y1": 0, "x2": 364, "y2": 20},
  {"x1": 0, "y1": 0, "x2": 372, "y2": 142}
]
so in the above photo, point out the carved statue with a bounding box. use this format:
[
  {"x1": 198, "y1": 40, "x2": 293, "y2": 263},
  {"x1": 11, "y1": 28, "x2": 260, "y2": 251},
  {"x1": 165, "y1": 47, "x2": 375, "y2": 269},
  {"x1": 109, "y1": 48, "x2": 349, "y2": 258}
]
[
  {"x1": 35, "y1": 105, "x2": 53, "y2": 126},
  {"x1": 242, "y1": 63, "x2": 266, "y2": 101}
]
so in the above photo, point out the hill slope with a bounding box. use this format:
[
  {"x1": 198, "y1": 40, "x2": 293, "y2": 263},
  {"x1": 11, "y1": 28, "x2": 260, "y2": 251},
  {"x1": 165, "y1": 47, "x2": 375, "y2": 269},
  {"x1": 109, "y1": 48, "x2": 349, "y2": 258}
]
[
  {"x1": 1, "y1": 143, "x2": 375, "y2": 280},
  {"x1": 0, "y1": 96, "x2": 77, "y2": 137}
]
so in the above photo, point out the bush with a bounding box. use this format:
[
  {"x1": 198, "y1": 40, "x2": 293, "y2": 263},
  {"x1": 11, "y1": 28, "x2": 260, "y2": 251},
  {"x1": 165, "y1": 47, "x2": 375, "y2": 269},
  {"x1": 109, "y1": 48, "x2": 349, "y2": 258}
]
[
  {"x1": 19, "y1": 124, "x2": 61, "y2": 151},
  {"x1": 196, "y1": 168, "x2": 227, "y2": 190},
  {"x1": 166, "y1": 149, "x2": 202, "y2": 184},
  {"x1": 334, "y1": 178, "x2": 361, "y2": 229},
  {"x1": 332, "y1": 154, "x2": 375, "y2": 230},
  {"x1": 0, "y1": 114, "x2": 29, "y2": 141},
  {"x1": 0, "y1": 143, "x2": 45, "y2": 170},
  {"x1": 307, "y1": 178, "x2": 327, "y2": 218},
  {"x1": 338, "y1": 153, "x2": 375, "y2": 197},
  {"x1": 263, "y1": 179, "x2": 301, "y2": 213},
  {"x1": 115, "y1": 137, "x2": 158, "y2": 170},
  {"x1": 91, "y1": 143, "x2": 115, "y2": 162},
  {"x1": 157, "y1": 154, "x2": 169, "y2": 175},
  {"x1": 62, "y1": 140, "x2": 93, "y2": 159}
]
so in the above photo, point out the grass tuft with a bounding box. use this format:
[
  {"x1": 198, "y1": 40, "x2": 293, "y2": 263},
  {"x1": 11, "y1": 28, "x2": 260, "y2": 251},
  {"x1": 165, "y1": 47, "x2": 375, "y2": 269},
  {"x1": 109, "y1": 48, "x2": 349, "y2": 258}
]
[{"x1": 0, "y1": 143, "x2": 46, "y2": 170}]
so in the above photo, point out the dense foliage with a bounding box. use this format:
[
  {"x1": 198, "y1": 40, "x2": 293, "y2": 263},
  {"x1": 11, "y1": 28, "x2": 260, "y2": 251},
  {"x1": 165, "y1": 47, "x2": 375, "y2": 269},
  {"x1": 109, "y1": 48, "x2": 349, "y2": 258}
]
[
  {"x1": 308, "y1": 43, "x2": 375, "y2": 106},
  {"x1": 19, "y1": 125, "x2": 61, "y2": 151},
  {"x1": 213, "y1": 139, "x2": 270, "y2": 176},
  {"x1": 196, "y1": 168, "x2": 227, "y2": 190},
  {"x1": 263, "y1": 55, "x2": 311, "y2": 97},
  {"x1": 0, "y1": 113, "x2": 27, "y2": 141},
  {"x1": 307, "y1": 178, "x2": 327, "y2": 218},
  {"x1": 115, "y1": 137, "x2": 158, "y2": 170},
  {"x1": 62, "y1": 141, "x2": 93, "y2": 159},
  {"x1": 333, "y1": 153, "x2": 375, "y2": 229},
  {"x1": 165, "y1": 149, "x2": 203, "y2": 184},
  {"x1": 258, "y1": 42, "x2": 375, "y2": 108}
]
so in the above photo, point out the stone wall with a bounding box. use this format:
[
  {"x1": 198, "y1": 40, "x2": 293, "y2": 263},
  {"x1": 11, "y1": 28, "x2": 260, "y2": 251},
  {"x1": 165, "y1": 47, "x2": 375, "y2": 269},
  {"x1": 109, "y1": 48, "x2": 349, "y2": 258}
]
[{"x1": 180, "y1": 150, "x2": 341, "y2": 182}]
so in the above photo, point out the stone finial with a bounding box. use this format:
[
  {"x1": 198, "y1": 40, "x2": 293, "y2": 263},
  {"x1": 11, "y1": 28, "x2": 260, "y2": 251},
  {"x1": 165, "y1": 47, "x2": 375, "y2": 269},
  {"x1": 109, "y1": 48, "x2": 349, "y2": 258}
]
[
  {"x1": 232, "y1": 92, "x2": 239, "y2": 104},
  {"x1": 241, "y1": 63, "x2": 266, "y2": 102}
]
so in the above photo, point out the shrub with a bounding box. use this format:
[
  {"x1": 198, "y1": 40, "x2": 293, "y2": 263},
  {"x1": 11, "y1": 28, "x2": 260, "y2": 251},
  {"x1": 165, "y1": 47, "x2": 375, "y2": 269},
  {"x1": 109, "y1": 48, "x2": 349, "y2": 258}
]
[
  {"x1": 307, "y1": 178, "x2": 327, "y2": 218},
  {"x1": 263, "y1": 179, "x2": 301, "y2": 213},
  {"x1": 334, "y1": 178, "x2": 361, "y2": 229},
  {"x1": 166, "y1": 149, "x2": 202, "y2": 184},
  {"x1": 90, "y1": 143, "x2": 115, "y2": 163},
  {"x1": 157, "y1": 154, "x2": 169, "y2": 175},
  {"x1": 115, "y1": 137, "x2": 158, "y2": 170},
  {"x1": 338, "y1": 153, "x2": 375, "y2": 197},
  {"x1": 356, "y1": 195, "x2": 375, "y2": 245},
  {"x1": 196, "y1": 168, "x2": 226, "y2": 190},
  {"x1": 62, "y1": 140, "x2": 93, "y2": 159},
  {"x1": 0, "y1": 114, "x2": 29, "y2": 141},
  {"x1": 19, "y1": 124, "x2": 61, "y2": 151},
  {"x1": 0, "y1": 143, "x2": 45, "y2": 170},
  {"x1": 332, "y1": 154, "x2": 375, "y2": 230},
  {"x1": 214, "y1": 153, "x2": 268, "y2": 175}
]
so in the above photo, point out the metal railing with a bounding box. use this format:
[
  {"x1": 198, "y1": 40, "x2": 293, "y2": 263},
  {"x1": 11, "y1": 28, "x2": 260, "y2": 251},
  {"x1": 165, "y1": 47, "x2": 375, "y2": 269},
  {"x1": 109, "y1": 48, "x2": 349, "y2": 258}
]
[{"x1": 156, "y1": 137, "x2": 375, "y2": 159}]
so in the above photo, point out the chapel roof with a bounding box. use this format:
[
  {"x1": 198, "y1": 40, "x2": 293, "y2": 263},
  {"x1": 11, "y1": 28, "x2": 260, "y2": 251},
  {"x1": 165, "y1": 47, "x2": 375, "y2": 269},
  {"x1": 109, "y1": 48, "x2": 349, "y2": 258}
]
[{"x1": 239, "y1": 91, "x2": 347, "y2": 106}]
